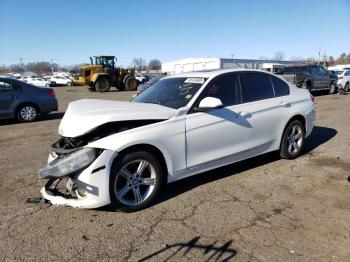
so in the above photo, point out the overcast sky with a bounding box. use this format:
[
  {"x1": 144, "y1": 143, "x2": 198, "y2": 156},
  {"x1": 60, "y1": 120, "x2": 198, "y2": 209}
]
[{"x1": 0, "y1": 0, "x2": 349, "y2": 66}]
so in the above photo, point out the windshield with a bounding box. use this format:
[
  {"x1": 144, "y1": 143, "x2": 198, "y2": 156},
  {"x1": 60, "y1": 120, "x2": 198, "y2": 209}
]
[
  {"x1": 132, "y1": 77, "x2": 206, "y2": 109},
  {"x1": 334, "y1": 70, "x2": 344, "y2": 76}
]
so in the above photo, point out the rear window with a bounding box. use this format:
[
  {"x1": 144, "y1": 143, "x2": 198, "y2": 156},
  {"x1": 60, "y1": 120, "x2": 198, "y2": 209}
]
[
  {"x1": 240, "y1": 72, "x2": 274, "y2": 103},
  {"x1": 271, "y1": 76, "x2": 290, "y2": 97}
]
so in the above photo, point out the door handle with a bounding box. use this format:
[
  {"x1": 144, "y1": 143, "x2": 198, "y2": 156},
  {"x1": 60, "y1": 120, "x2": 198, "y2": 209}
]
[
  {"x1": 238, "y1": 111, "x2": 251, "y2": 118},
  {"x1": 279, "y1": 101, "x2": 291, "y2": 107},
  {"x1": 10, "y1": 95, "x2": 17, "y2": 100}
]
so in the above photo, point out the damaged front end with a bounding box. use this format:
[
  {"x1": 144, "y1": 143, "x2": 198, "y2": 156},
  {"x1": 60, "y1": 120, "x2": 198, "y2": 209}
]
[
  {"x1": 38, "y1": 141, "x2": 105, "y2": 208},
  {"x1": 37, "y1": 120, "x2": 162, "y2": 208}
]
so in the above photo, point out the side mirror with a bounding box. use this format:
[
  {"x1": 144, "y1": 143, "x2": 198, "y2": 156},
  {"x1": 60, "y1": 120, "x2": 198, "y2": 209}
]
[{"x1": 196, "y1": 97, "x2": 223, "y2": 111}]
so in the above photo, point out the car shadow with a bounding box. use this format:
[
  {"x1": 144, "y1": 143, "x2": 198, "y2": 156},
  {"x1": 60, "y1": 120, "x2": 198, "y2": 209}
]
[
  {"x1": 98, "y1": 125, "x2": 336, "y2": 212},
  {"x1": 0, "y1": 112, "x2": 64, "y2": 126},
  {"x1": 303, "y1": 126, "x2": 337, "y2": 153},
  {"x1": 42, "y1": 112, "x2": 65, "y2": 121}
]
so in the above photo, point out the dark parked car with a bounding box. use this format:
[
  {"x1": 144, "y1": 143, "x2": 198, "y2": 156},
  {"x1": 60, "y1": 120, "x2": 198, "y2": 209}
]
[
  {"x1": 281, "y1": 65, "x2": 339, "y2": 94},
  {"x1": 0, "y1": 77, "x2": 58, "y2": 122},
  {"x1": 136, "y1": 76, "x2": 164, "y2": 95}
]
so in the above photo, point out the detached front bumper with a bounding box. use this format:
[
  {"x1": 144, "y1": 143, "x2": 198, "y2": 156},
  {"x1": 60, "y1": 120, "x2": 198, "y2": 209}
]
[{"x1": 39, "y1": 149, "x2": 117, "y2": 209}]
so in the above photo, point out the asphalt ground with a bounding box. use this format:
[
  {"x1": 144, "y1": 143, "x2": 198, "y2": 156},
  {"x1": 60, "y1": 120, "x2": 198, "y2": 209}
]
[{"x1": 0, "y1": 86, "x2": 349, "y2": 261}]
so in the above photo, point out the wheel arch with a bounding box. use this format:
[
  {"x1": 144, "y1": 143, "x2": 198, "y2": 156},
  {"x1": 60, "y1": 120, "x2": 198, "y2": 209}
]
[
  {"x1": 279, "y1": 114, "x2": 306, "y2": 149},
  {"x1": 15, "y1": 102, "x2": 41, "y2": 115},
  {"x1": 90, "y1": 73, "x2": 110, "y2": 84},
  {"x1": 114, "y1": 143, "x2": 169, "y2": 182}
]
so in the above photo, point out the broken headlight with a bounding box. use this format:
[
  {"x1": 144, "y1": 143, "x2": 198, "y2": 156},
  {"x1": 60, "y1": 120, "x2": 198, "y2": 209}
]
[{"x1": 38, "y1": 148, "x2": 97, "y2": 179}]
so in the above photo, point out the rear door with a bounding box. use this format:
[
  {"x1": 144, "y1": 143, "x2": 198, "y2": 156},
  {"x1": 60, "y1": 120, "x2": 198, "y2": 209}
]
[
  {"x1": 238, "y1": 72, "x2": 290, "y2": 155},
  {"x1": 318, "y1": 66, "x2": 331, "y2": 88},
  {"x1": 0, "y1": 79, "x2": 21, "y2": 118}
]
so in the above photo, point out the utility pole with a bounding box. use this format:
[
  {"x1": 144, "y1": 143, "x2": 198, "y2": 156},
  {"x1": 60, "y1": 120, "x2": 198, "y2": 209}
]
[{"x1": 19, "y1": 58, "x2": 24, "y2": 70}]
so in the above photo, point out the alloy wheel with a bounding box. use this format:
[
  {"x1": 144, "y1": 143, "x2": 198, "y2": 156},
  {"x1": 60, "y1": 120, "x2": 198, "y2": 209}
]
[
  {"x1": 287, "y1": 125, "x2": 303, "y2": 155},
  {"x1": 20, "y1": 106, "x2": 37, "y2": 121},
  {"x1": 114, "y1": 159, "x2": 157, "y2": 206}
]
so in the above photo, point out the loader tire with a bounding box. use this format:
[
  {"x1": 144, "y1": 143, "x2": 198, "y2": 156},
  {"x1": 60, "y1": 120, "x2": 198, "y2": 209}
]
[
  {"x1": 95, "y1": 78, "x2": 111, "y2": 92},
  {"x1": 125, "y1": 77, "x2": 138, "y2": 91}
]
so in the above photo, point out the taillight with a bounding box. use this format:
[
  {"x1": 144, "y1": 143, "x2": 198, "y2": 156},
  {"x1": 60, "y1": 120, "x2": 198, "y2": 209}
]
[
  {"x1": 310, "y1": 94, "x2": 315, "y2": 104},
  {"x1": 48, "y1": 89, "x2": 55, "y2": 97},
  {"x1": 338, "y1": 76, "x2": 343, "y2": 80}
]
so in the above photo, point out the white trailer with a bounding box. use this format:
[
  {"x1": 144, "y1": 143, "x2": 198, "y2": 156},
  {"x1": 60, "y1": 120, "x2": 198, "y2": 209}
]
[
  {"x1": 261, "y1": 63, "x2": 285, "y2": 74},
  {"x1": 162, "y1": 57, "x2": 300, "y2": 75}
]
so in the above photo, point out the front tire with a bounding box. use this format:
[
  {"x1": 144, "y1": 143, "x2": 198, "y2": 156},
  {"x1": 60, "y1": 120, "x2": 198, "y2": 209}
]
[
  {"x1": 16, "y1": 104, "x2": 39, "y2": 122},
  {"x1": 95, "y1": 78, "x2": 110, "y2": 92},
  {"x1": 280, "y1": 120, "x2": 305, "y2": 159},
  {"x1": 109, "y1": 151, "x2": 164, "y2": 212}
]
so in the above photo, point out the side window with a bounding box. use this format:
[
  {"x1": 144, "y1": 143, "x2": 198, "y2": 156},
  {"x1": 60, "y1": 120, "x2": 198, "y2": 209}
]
[
  {"x1": 271, "y1": 76, "x2": 290, "y2": 97},
  {"x1": 300, "y1": 67, "x2": 308, "y2": 73},
  {"x1": 310, "y1": 66, "x2": 320, "y2": 75},
  {"x1": 345, "y1": 71, "x2": 350, "y2": 76},
  {"x1": 319, "y1": 67, "x2": 328, "y2": 75},
  {"x1": 0, "y1": 80, "x2": 13, "y2": 92},
  {"x1": 84, "y1": 70, "x2": 91, "y2": 77},
  {"x1": 200, "y1": 74, "x2": 239, "y2": 107},
  {"x1": 240, "y1": 72, "x2": 275, "y2": 103}
]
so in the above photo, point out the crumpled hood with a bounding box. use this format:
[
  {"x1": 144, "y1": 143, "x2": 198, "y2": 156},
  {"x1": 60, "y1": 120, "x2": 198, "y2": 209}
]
[{"x1": 59, "y1": 99, "x2": 177, "y2": 137}]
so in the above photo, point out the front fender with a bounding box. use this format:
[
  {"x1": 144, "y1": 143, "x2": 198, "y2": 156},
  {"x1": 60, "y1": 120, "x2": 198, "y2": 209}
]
[
  {"x1": 87, "y1": 118, "x2": 186, "y2": 176},
  {"x1": 90, "y1": 73, "x2": 109, "y2": 84}
]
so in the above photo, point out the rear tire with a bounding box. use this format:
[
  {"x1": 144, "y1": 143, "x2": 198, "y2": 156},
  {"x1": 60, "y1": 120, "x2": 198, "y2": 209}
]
[
  {"x1": 109, "y1": 151, "x2": 164, "y2": 212},
  {"x1": 344, "y1": 82, "x2": 349, "y2": 92},
  {"x1": 329, "y1": 83, "x2": 337, "y2": 94},
  {"x1": 302, "y1": 80, "x2": 312, "y2": 91},
  {"x1": 280, "y1": 120, "x2": 305, "y2": 159},
  {"x1": 95, "y1": 78, "x2": 110, "y2": 92},
  {"x1": 16, "y1": 104, "x2": 39, "y2": 123}
]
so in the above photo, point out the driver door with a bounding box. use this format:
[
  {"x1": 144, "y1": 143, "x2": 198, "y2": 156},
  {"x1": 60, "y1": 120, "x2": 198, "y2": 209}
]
[{"x1": 185, "y1": 74, "x2": 252, "y2": 168}]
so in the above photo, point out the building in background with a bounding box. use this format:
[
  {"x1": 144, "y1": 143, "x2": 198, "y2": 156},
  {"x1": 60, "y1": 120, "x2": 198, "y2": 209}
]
[{"x1": 162, "y1": 57, "x2": 301, "y2": 75}]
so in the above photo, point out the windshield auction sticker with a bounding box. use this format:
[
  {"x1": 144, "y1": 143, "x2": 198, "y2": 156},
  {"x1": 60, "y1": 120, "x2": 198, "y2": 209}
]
[{"x1": 184, "y1": 78, "x2": 205, "y2": 84}]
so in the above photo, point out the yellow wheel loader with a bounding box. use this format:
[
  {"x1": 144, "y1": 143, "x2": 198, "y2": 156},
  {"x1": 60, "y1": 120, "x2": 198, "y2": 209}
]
[{"x1": 73, "y1": 56, "x2": 138, "y2": 92}]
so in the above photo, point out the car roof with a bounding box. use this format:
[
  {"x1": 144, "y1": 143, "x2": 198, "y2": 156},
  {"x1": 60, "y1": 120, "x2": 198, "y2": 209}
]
[
  {"x1": 165, "y1": 68, "x2": 274, "y2": 79},
  {"x1": 0, "y1": 77, "x2": 15, "y2": 81}
]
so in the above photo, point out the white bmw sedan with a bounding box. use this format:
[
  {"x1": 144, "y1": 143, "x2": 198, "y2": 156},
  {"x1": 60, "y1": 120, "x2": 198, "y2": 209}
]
[{"x1": 38, "y1": 69, "x2": 315, "y2": 211}]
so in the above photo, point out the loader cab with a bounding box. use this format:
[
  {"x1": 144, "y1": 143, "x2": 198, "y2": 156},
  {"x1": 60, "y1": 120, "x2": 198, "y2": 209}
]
[{"x1": 94, "y1": 56, "x2": 116, "y2": 69}]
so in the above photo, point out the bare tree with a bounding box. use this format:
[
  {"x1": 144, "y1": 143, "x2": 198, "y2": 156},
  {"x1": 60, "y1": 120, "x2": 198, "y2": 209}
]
[
  {"x1": 10, "y1": 64, "x2": 25, "y2": 74},
  {"x1": 148, "y1": 59, "x2": 162, "y2": 70},
  {"x1": 259, "y1": 56, "x2": 270, "y2": 60},
  {"x1": 273, "y1": 51, "x2": 285, "y2": 61},
  {"x1": 328, "y1": 56, "x2": 335, "y2": 66},
  {"x1": 0, "y1": 65, "x2": 9, "y2": 74},
  {"x1": 25, "y1": 62, "x2": 51, "y2": 75},
  {"x1": 289, "y1": 56, "x2": 304, "y2": 61},
  {"x1": 132, "y1": 57, "x2": 146, "y2": 72}
]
